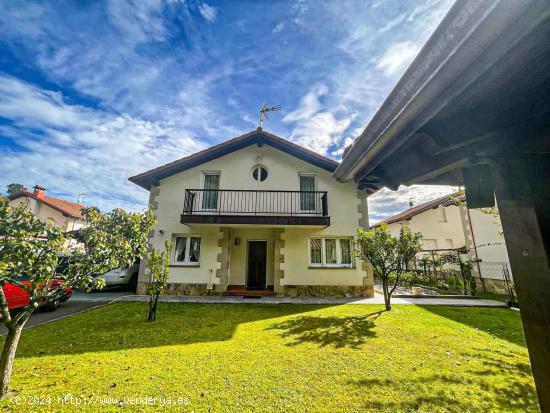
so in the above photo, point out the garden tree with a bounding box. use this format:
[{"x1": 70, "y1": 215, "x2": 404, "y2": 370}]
[
  {"x1": 438, "y1": 251, "x2": 474, "y2": 295},
  {"x1": 417, "y1": 256, "x2": 431, "y2": 276},
  {"x1": 147, "y1": 240, "x2": 172, "y2": 322},
  {"x1": 355, "y1": 224, "x2": 422, "y2": 311},
  {"x1": 6, "y1": 183, "x2": 24, "y2": 196},
  {"x1": 0, "y1": 199, "x2": 155, "y2": 400}
]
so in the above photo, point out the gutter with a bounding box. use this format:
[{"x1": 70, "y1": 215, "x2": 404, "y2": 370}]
[{"x1": 334, "y1": 0, "x2": 535, "y2": 182}]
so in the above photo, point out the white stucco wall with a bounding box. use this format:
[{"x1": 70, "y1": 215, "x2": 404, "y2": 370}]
[
  {"x1": 468, "y1": 208, "x2": 510, "y2": 275},
  {"x1": 385, "y1": 202, "x2": 511, "y2": 279},
  {"x1": 147, "y1": 144, "x2": 367, "y2": 288},
  {"x1": 386, "y1": 205, "x2": 466, "y2": 251},
  {"x1": 9, "y1": 197, "x2": 84, "y2": 232}
]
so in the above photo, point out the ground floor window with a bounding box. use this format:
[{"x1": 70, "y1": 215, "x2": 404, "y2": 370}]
[
  {"x1": 172, "y1": 235, "x2": 201, "y2": 264},
  {"x1": 309, "y1": 237, "x2": 353, "y2": 267}
]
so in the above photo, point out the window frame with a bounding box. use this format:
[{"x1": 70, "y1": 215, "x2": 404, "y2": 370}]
[
  {"x1": 308, "y1": 237, "x2": 354, "y2": 268},
  {"x1": 171, "y1": 235, "x2": 202, "y2": 266},
  {"x1": 201, "y1": 171, "x2": 220, "y2": 211},
  {"x1": 299, "y1": 173, "x2": 317, "y2": 212},
  {"x1": 252, "y1": 164, "x2": 268, "y2": 182}
]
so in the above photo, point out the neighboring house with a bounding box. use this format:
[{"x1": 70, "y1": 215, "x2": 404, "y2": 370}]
[
  {"x1": 372, "y1": 192, "x2": 511, "y2": 292},
  {"x1": 8, "y1": 185, "x2": 86, "y2": 232},
  {"x1": 129, "y1": 129, "x2": 373, "y2": 297}
]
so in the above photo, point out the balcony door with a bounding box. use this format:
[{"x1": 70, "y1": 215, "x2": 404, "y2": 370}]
[
  {"x1": 202, "y1": 173, "x2": 220, "y2": 210},
  {"x1": 299, "y1": 174, "x2": 316, "y2": 212}
]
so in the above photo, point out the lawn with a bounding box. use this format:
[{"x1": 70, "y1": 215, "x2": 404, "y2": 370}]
[{"x1": 0, "y1": 303, "x2": 538, "y2": 412}]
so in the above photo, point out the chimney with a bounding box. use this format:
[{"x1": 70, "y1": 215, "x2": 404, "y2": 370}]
[{"x1": 33, "y1": 185, "x2": 46, "y2": 198}]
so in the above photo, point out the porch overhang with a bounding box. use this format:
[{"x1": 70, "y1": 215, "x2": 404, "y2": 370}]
[{"x1": 180, "y1": 214, "x2": 330, "y2": 227}]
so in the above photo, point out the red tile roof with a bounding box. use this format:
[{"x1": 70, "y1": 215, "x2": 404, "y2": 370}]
[
  {"x1": 371, "y1": 191, "x2": 465, "y2": 228},
  {"x1": 8, "y1": 190, "x2": 84, "y2": 219}
]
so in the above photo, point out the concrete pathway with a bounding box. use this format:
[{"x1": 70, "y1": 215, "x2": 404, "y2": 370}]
[
  {"x1": 119, "y1": 293, "x2": 507, "y2": 307},
  {"x1": 71, "y1": 291, "x2": 132, "y2": 302},
  {"x1": 0, "y1": 292, "x2": 506, "y2": 334}
]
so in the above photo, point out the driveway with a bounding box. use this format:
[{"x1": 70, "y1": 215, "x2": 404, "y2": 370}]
[
  {"x1": 0, "y1": 299, "x2": 111, "y2": 335},
  {"x1": 71, "y1": 290, "x2": 134, "y2": 302}
]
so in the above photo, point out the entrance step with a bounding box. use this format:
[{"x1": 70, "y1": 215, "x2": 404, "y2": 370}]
[{"x1": 224, "y1": 285, "x2": 276, "y2": 297}]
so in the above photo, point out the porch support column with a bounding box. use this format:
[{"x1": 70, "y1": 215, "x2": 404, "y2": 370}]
[
  {"x1": 273, "y1": 229, "x2": 285, "y2": 294},
  {"x1": 492, "y1": 153, "x2": 550, "y2": 410},
  {"x1": 215, "y1": 227, "x2": 231, "y2": 292}
]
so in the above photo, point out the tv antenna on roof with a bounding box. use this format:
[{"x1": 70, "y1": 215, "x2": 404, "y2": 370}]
[{"x1": 259, "y1": 103, "x2": 282, "y2": 128}]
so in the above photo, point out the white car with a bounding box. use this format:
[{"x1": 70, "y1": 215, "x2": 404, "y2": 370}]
[{"x1": 98, "y1": 263, "x2": 140, "y2": 289}]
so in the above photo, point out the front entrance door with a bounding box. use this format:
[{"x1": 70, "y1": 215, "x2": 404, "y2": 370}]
[{"x1": 247, "y1": 241, "x2": 267, "y2": 290}]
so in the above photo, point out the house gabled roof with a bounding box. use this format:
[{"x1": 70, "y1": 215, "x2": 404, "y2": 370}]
[
  {"x1": 9, "y1": 190, "x2": 84, "y2": 219},
  {"x1": 128, "y1": 128, "x2": 340, "y2": 190},
  {"x1": 371, "y1": 191, "x2": 465, "y2": 228}
]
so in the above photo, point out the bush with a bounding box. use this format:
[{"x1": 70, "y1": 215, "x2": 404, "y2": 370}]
[{"x1": 385, "y1": 271, "x2": 427, "y2": 288}]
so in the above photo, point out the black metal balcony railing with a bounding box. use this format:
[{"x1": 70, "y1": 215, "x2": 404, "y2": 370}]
[{"x1": 182, "y1": 189, "x2": 328, "y2": 217}]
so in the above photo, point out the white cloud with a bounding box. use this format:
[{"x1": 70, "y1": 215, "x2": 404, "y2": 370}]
[
  {"x1": 0, "y1": 75, "x2": 205, "y2": 211},
  {"x1": 106, "y1": 0, "x2": 168, "y2": 45},
  {"x1": 198, "y1": 3, "x2": 218, "y2": 22},
  {"x1": 368, "y1": 185, "x2": 457, "y2": 224},
  {"x1": 331, "y1": 137, "x2": 354, "y2": 156},
  {"x1": 282, "y1": 84, "x2": 353, "y2": 154},
  {"x1": 272, "y1": 22, "x2": 284, "y2": 34},
  {"x1": 289, "y1": 111, "x2": 352, "y2": 154},
  {"x1": 379, "y1": 13, "x2": 406, "y2": 33},
  {"x1": 375, "y1": 41, "x2": 420, "y2": 76},
  {"x1": 283, "y1": 84, "x2": 329, "y2": 122}
]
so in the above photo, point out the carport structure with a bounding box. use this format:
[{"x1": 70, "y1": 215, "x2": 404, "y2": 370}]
[{"x1": 335, "y1": 0, "x2": 550, "y2": 409}]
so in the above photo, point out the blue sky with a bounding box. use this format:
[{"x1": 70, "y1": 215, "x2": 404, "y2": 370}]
[{"x1": 0, "y1": 0, "x2": 457, "y2": 222}]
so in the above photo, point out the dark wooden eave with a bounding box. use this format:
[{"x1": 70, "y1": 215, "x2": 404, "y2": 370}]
[
  {"x1": 335, "y1": 0, "x2": 550, "y2": 193},
  {"x1": 129, "y1": 128, "x2": 339, "y2": 190},
  {"x1": 180, "y1": 214, "x2": 330, "y2": 227}
]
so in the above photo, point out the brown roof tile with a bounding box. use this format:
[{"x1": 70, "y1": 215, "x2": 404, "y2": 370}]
[{"x1": 9, "y1": 190, "x2": 84, "y2": 219}]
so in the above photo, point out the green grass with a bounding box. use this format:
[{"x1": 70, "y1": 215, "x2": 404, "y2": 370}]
[
  {"x1": 0, "y1": 303, "x2": 538, "y2": 412},
  {"x1": 477, "y1": 291, "x2": 510, "y2": 303}
]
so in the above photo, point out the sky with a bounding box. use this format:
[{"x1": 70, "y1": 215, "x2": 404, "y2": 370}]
[{"x1": 0, "y1": 0, "x2": 458, "y2": 223}]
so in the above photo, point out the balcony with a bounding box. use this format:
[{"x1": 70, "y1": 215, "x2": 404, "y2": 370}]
[{"x1": 181, "y1": 189, "x2": 330, "y2": 226}]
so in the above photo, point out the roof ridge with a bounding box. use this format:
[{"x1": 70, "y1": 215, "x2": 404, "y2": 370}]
[
  {"x1": 372, "y1": 190, "x2": 464, "y2": 227},
  {"x1": 129, "y1": 129, "x2": 339, "y2": 190},
  {"x1": 9, "y1": 190, "x2": 84, "y2": 218},
  {"x1": 128, "y1": 129, "x2": 260, "y2": 181}
]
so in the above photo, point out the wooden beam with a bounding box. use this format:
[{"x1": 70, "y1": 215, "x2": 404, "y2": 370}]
[
  {"x1": 180, "y1": 214, "x2": 330, "y2": 227},
  {"x1": 492, "y1": 153, "x2": 550, "y2": 411}
]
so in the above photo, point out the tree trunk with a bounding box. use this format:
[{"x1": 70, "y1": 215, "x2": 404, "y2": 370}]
[
  {"x1": 0, "y1": 319, "x2": 27, "y2": 400},
  {"x1": 148, "y1": 295, "x2": 159, "y2": 322},
  {"x1": 382, "y1": 278, "x2": 391, "y2": 311}
]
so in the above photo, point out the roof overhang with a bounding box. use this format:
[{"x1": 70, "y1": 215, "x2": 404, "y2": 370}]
[
  {"x1": 334, "y1": 0, "x2": 550, "y2": 194},
  {"x1": 129, "y1": 129, "x2": 339, "y2": 190}
]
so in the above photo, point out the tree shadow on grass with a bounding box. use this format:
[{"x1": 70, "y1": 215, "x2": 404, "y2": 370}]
[
  {"x1": 267, "y1": 310, "x2": 384, "y2": 349},
  {"x1": 347, "y1": 347, "x2": 538, "y2": 411},
  {"x1": 422, "y1": 306, "x2": 527, "y2": 347},
  {"x1": 10, "y1": 302, "x2": 329, "y2": 357}
]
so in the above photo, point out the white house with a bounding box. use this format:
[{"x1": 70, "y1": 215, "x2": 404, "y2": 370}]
[
  {"x1": 8, "y1": 185, "x2": 86, "y2": 232},
  {"x1": 373, "y1": 192, "x2": 511, "y2": 292},
  {"x1": 129, "y1": 129, "x2": 373, "y2": 297}
]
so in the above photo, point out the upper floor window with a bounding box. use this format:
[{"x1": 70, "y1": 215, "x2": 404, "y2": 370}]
[
  {"x1": 252, "y1": 165, "x2": 268, "y2": 182},
  {"x1": 437, "y1": 205, "x2": 447, "y2": 222},
  {"x1": 422, "y1": 239, "x2": 438, "y2": 250},
  {"x1": 202, "y1": 172, "x2": 220, "y2": 210},
  {"x1": 299, "y1": 174, "x2": 316, "y2": 211}
]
